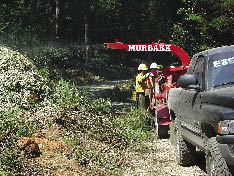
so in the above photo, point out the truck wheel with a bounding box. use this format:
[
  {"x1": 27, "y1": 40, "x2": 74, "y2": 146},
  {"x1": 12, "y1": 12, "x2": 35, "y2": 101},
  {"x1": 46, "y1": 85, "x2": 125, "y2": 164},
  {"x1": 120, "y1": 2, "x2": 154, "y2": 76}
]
[
  {"x1": 175, "y1": 128, "x2": 196, "y2": 166},
  {"x1": 155, "y1": 110, "x2": 169, "y2": 138},
  {"x1": 206, "y1": 137, "x2": 231, "y2": 176}
]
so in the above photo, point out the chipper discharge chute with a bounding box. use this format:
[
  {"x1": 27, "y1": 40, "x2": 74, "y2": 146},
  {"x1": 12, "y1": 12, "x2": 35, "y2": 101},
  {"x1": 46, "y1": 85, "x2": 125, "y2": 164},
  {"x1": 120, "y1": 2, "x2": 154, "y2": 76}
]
[{"x1": 104, "y1": 39, "x2": 190, "y2": 138}]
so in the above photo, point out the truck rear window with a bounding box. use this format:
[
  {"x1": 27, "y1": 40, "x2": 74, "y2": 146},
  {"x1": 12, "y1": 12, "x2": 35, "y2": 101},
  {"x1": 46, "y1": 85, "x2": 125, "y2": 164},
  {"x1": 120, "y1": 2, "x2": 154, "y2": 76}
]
[{"x1": 208, "y1": 51, "x2": 234, "y2": 88}]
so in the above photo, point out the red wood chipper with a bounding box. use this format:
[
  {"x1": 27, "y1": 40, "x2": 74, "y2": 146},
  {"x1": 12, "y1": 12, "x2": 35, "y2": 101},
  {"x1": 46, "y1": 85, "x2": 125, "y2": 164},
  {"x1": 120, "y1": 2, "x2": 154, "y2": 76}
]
[{"x1": 104, "y1": 39, "x2": 190, "y2": 138}]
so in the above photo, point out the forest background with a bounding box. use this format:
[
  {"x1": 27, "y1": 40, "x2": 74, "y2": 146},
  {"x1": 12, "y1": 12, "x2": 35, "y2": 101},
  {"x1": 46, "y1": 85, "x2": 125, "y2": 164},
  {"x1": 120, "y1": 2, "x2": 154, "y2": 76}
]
[
  {"x1": 0, "y1": 0, "x2": 233, "y2": 175},
  {"x1": 1, "y1": 0, "x2": 233, "y2": 65}
]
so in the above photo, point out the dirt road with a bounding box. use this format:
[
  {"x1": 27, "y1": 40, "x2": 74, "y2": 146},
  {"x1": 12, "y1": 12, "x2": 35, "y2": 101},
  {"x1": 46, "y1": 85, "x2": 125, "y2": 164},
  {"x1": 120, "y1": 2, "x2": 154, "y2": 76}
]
[{"x1": 124, "y1": 139, "x2": 206, "y2": 176}]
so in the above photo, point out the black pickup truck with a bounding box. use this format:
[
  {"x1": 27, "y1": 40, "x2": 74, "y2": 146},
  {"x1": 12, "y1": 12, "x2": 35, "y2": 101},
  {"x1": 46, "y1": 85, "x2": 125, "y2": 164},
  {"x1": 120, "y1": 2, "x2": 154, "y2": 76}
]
[{"x1": 168, "y1": 45, "x2": 234, "y2": 176}]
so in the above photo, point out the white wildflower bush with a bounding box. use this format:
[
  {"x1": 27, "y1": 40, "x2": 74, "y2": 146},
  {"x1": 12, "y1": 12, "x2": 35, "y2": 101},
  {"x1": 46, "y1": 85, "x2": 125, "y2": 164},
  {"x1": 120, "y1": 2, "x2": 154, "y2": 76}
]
[
  {"x1": 0, "y1": 46, "x2": 50, "y2": 174},
  {"x1": 0, "y1": 46, "x2": 50, "y2": 110}
]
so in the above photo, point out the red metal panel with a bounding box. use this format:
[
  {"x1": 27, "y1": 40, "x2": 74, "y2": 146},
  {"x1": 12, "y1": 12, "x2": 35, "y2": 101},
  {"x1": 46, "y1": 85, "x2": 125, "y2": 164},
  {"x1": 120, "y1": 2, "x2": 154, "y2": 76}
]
[
  {"x1": 104, "y1": 40, "x2": 190, "y2": 66},
  {"x1": 156, "y1": 106, "x2": 169, "y2": 118}
]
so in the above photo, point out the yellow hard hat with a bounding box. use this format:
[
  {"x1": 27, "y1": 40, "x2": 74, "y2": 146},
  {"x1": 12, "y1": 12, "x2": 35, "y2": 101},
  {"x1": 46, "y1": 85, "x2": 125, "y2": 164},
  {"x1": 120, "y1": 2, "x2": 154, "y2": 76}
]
[
  {"x1": 150, "y1": 62, "x2": 159, "y2": 69},
  {"x1": 138, "y1": 63, "x2": 148, "y2": 71}
]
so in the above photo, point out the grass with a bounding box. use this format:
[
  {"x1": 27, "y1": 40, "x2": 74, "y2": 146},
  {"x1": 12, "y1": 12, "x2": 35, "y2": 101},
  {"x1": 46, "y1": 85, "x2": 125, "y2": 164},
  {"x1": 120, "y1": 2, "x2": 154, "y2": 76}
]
[{"x1": 0, "y1": 108, "x2": 40, "y2": 175}]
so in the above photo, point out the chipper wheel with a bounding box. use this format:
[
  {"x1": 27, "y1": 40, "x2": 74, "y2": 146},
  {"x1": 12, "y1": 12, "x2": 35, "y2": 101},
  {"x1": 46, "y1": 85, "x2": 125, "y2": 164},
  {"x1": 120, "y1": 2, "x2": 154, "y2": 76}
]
[{"x1": 155, "y1": 109, "x2": 169, "y2": 139}]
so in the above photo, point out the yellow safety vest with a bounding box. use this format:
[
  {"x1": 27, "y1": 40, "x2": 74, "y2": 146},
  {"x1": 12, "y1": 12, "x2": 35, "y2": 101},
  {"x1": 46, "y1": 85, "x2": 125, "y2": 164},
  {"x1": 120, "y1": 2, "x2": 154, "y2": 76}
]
[{"x1": 136, "y1": 73, "x2": 147, "y2": 93}]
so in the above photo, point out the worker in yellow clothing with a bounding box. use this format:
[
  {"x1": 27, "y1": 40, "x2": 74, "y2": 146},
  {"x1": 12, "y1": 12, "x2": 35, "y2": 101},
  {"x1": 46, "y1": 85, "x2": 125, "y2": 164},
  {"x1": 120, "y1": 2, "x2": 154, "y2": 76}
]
[
  {"x1": 149, "y1": 62, "x2": 160, "y2": 88},
  {"x1": 136, "y1": 63, "x2": 149, "y2": 109}
]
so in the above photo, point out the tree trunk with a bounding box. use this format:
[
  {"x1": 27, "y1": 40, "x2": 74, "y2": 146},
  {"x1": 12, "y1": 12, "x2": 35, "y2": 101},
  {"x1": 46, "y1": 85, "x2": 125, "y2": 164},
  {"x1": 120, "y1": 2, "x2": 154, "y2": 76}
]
[
  {"x1": 120, "y1": 0, "x2": 128, "y2": 42},
  {"x1": 93, "y1": 0, "x2": 99, "y2": 43},
  {"x1": 82, "y1": 0, "x2": 90, "y2": 59},
  {"x1": 84, "y1": 12, "x2": 89, "y2": 59},
  {"x1": 55, "y1": 0, "x2": 65, "y2": 39},
  {"x1": 119, "y1": 0, "x2": 128, "y2": 63}
]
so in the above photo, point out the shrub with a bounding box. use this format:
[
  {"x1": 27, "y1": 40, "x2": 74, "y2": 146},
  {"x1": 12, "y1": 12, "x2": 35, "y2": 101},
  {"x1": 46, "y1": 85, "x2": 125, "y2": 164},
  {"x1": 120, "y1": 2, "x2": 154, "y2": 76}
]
[
  {"x1": 86, "y1": 98, "x2": 112, "y2": 115},
  {"x1": 0, "y1": 46, "x2": 49, "y2": 110},
  {"x1": 0, "y1": 108, "x2": 38, "y2": 175}
]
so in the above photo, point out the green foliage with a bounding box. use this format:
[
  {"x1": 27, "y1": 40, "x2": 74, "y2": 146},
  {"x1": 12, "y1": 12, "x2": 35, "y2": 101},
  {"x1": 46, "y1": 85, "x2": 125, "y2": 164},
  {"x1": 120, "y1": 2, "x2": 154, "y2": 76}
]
[
  {"x1": 87, "y1": 98, "x2": 112, "y2": 115},
  {"x1": 171, "y1": 0, "x2": 234, "y2": 55},
  {"x1": 20, "y1": 42, "x2": 85, "y2": 69},
  {"x1": 0, "y1": 149, "x2": 16, "y2": 176},
  {"x1": 0, "y1": 0, "x2": 233, "y2": 59},
  {"x1": 51, "y1": 79, "x2": 80, "y2": 110},
  {"x1": 93, "y1": 50, "x2": 110, "y2": 62},
  {"x1": 0, "y1": 1, "x2": 54, "y2": 39},
  {"x1": 50, "y1": 78, "x2": 112, "y2": 115},
  {"x1": 116, "y1": 109, "x2": 154, "y2": 143},
  {"x1": 38, "y1": 66, "x2": 50, "y2": 80},
  {"x1": 100, "y1": 81, "x2": 134, "y2": 102},
  {"x1": 0, "y1": 108, "x2": 38, "y2": 142},
  {"x1": 0, "y1": 108, "x2": 38, "y2": 174},
  {"x1": 188, "y1": 14, "x2": 205, "y2": 23}
]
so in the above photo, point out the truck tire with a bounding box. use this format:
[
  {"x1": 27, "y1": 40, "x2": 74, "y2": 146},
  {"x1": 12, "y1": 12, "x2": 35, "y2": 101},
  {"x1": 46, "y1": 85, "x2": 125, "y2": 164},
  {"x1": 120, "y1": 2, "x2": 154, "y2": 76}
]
[
  {"x1": 155, "y1": 110, "x2": 169, "y2": 138},
  {"x1": 206, "y1": 137, "x2": 231, "y2": 176},
  {"x1": 175, "y1": 127, "x2": 196, "y2": 166}
]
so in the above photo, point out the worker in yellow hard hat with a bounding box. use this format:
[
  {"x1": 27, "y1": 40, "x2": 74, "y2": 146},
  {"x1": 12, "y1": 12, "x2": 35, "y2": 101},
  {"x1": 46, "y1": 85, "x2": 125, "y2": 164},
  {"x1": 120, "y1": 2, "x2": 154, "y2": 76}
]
[
  {"x1": 150, "y1": 62, "x2": 159, "y2": 73},
  {"x1": 149, "y1": 62, "x2": 160, "y2": 88},
  {"x1": 135, "y1": 63, "x2": 149, "y2": 109},
  {"x1": 149, "y1": 62, "x2": 165, "y2": 94},
  {"x1": 143, "y1": 62, "x2": 160, "y2": 110}
]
